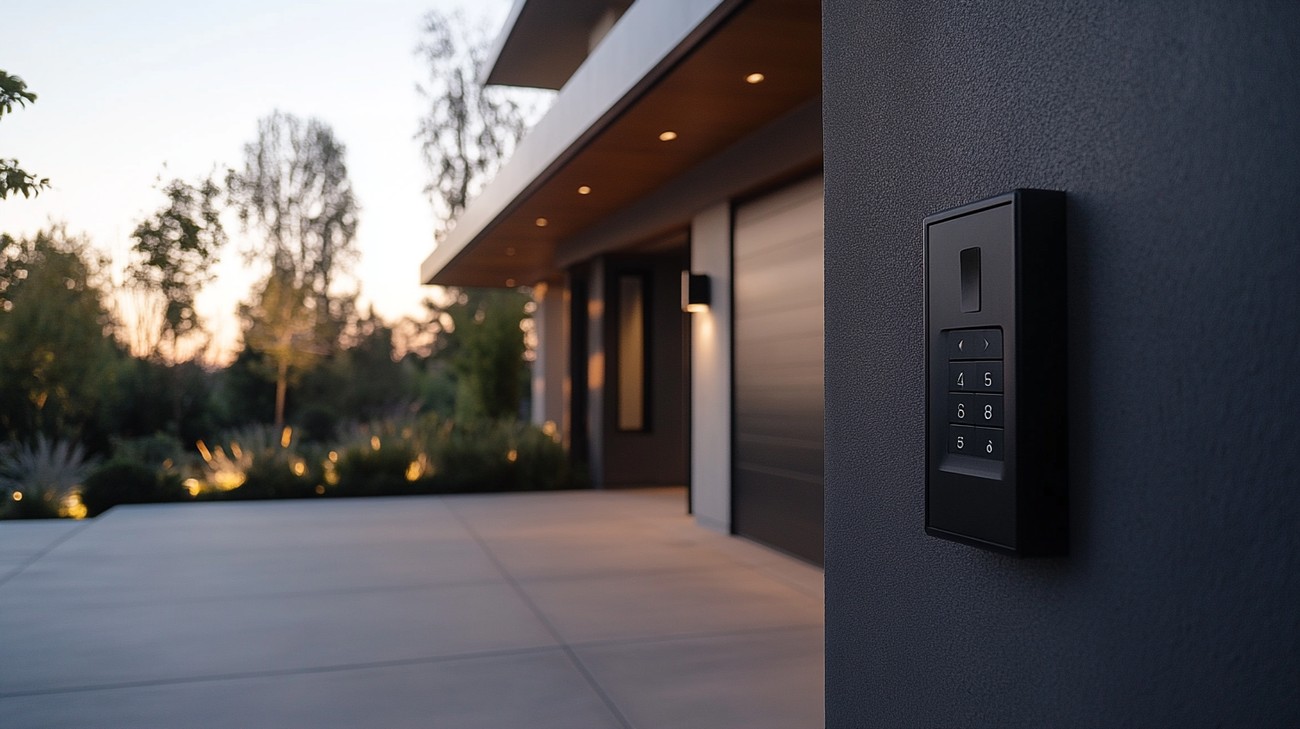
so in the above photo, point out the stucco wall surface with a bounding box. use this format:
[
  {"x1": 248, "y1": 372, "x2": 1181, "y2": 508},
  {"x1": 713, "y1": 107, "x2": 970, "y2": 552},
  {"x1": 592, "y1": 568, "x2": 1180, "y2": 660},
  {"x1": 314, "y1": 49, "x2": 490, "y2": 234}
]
[{"x1": 823, "y1": 1, "x2": 1300, "y2": 726}]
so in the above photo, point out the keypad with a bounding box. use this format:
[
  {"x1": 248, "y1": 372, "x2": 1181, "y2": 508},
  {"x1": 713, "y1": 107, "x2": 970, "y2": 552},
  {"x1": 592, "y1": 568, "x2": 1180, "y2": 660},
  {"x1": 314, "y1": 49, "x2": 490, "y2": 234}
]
[{"x1": 945, "y1": 328, "x2": 1004, "y2": 460}]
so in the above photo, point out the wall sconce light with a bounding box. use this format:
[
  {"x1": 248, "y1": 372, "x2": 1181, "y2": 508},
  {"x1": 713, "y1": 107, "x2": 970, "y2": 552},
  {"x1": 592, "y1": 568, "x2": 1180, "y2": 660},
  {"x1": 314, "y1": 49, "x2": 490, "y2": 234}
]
[{"x1": 681, "y1": 271, "x2": 710, "y2": 313}]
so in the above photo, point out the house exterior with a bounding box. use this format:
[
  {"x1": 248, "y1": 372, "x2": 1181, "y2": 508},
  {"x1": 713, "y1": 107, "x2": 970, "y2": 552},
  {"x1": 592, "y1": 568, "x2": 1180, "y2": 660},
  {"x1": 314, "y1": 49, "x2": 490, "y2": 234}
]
[
  {"x1": 425, "y1": 0, "x2": 1300, "y2": 724},
  {"x1": 421, "y1": 0, "x2": 825, "y2": 565}
]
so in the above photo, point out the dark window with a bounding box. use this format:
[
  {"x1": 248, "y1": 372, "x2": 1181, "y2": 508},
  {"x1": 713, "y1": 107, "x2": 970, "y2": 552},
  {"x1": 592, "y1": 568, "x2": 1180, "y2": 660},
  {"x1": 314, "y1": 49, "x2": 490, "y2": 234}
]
[{"x1": 617, "y1": 273, "x2": 648, "y2": 431}]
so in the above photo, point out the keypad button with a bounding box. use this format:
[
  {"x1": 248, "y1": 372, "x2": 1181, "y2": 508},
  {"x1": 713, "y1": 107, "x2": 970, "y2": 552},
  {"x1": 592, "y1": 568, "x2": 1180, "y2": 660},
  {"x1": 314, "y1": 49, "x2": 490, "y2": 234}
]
[
  {"x1": 948, "y1": 394, "x2": 977, "y2": 424},
  {"x1": 974, "y1": 362, "x2": 1003, "y2": 392},
  {"x1": 949, "y1": 363, "x2": 977, "y2": 392},
  {"x1": 974, "y1": 427, "x2": 1004, "y2": 460},
  {"x1": 972, "y1": 394, "x2": 1003, "y2": 426},
  {"x1": 948, "y1": 328, "x2": 1002, "y2": 360},
  {"x1": 948, "y1": 425, "x2": 975, "y2": 455}
]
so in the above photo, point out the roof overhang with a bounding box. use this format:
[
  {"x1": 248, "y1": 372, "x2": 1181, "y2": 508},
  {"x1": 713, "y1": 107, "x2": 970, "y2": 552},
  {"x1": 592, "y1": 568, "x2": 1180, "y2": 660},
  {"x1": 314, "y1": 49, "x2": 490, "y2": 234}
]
[
  {"x1": 421, "y1": 0, "x2": 821, "y2": 288},
  {"x1": 483, "y1": 0, "x2": 635, "y2": 90}
]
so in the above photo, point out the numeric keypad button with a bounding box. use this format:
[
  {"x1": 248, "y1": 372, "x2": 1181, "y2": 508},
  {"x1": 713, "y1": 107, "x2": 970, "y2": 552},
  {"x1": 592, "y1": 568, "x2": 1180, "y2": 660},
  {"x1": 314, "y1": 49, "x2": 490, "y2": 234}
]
[
  {"x1": 974, "y1": 427, "x2": 1004, "y2": 459},
  {"x1": 948, "y1": 425, "x2": 975, "y2": 456},
  {"x1": 972, "y1": 394, "x2": 1003, "y2": 426},
  {"x1": 974, "y1": 362, "x2": 1002, "y2": 392},
  {"x1": 948, "y1": 394, "x2": 977, "y2": 424},
  {"x1": 949, "y1": 363, "x2": 977, "y2": 391},
  {"x1": 948, "y1": 328, "x2": 1002, "y2": 360}
]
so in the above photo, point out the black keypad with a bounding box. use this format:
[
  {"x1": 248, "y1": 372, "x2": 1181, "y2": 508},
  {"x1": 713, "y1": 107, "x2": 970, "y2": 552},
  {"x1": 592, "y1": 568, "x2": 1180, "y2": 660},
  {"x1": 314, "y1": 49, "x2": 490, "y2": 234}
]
[{"x1": 944, "y1": 328, "x2": 1004, "y2": 460}]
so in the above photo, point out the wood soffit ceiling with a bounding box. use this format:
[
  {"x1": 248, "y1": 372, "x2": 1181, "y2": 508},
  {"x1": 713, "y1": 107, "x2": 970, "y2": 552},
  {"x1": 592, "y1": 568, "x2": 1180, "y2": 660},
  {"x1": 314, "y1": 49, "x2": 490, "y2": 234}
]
[{"x1": 433, "y1": 0, "x2": 821, "y2": 288}]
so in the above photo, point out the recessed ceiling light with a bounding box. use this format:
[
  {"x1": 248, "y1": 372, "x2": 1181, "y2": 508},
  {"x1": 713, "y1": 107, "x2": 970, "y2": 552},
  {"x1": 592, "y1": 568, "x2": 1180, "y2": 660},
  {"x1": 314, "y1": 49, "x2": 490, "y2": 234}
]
[
  {"x1": 658, "y1": 130, "x2": 678, "y2": 142},
  {"x1": 535, "y1": 217, "x2": 548, "y2": 227},
  {"x1": 506, "y1": 278, "x2": 517, "y2": 287},
  {"x1": 746, "y1": 72, "x2": 765, "y2": 84},
  {"x1": 577, "y1": 185, "x2": 592, "y2": 195},
  {"x1": 505, "y1": 247, "x2": 516, "y2": 257}
]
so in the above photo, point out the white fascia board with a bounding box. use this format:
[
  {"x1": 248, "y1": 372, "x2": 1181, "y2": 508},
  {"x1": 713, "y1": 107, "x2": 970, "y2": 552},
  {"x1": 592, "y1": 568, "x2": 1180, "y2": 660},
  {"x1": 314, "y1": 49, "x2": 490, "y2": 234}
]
[{"x1": 421, "y1": 0, "x2": 734, "y2": 285}]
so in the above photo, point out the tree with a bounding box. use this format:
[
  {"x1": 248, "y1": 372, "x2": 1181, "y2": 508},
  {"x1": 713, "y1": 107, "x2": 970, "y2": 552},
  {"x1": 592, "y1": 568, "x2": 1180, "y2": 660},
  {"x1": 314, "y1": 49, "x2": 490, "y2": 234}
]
[
  {"x1": 226, "y1": 111, "x2": 359, "y2": 332},
  {"x1": 239, "y1": 270, "x2": 329, "y2": 427},
  {"x1": 414, "y1": 12, "x2": 547, "y2": 423},
  {"x1": 443, "y1": 289, "x2": 529, "y2": 420},
  {"x1": 0, "y1": 70, "x2": 50, "y2": 200},
  {"x1": 128, "y1": 175, "x2": 226, "y2": 360},
  {"x1": 415, "y1": 10, "x2": 551, "y2": 235},
  {"x1": 294, "y1": 307, "x2": 416, "y2": 433},
  {"x1": 0, "y1": 227, "x2": 119, "y2": 444}
]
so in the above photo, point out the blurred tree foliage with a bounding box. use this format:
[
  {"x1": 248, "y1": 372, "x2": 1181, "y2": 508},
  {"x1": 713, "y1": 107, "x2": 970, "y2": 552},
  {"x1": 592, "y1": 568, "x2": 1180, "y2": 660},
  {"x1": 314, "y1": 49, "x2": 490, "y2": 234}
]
[
  {"x1": 441, "y1": 289, "x2": 529, "y2": 420},
  {"x1": 227, "y1": 111, "x2": 359, "y2": 333},
  {"x1": 413, "y1": 11, "x2": 542, "y2": 423},
  {"x1": 0, "y1": 43, "x2": 548, "y2": 491},
  {"x1": 0, "y1": 70, "x2": 49, "y2": 200},
  {"x1": 0, "y1": 227, "x2": 119, "y2": 446},
  {"x1": 128, "y1": 175, "x2": 226, "y2": 359},
  {"x1": 239, "y1": 270, "x2": 329, "y2": 427},
  {"x1": 228, "y1": 112, "x2": 360, "y2": 425},
  {"x1": 414, "y1": 9, "x2": 550, "y2": 234}
]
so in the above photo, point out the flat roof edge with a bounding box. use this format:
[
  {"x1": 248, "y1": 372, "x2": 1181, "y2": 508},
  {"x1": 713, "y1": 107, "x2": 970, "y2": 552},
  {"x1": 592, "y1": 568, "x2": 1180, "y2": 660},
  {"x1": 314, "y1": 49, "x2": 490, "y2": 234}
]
[
  {"x1": 480, "y1": 0, "x2": 530, "y2": 88},
  {"x1": 422, "y1": 0, "x2": 742, "y2": 285}
]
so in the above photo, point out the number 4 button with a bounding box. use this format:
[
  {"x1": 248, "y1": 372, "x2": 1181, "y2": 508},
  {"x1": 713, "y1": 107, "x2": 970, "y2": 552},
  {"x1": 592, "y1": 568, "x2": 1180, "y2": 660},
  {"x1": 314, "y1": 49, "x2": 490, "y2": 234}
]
[{"x1": 949, "y1": 363, "x2": 976, "y2": 391}]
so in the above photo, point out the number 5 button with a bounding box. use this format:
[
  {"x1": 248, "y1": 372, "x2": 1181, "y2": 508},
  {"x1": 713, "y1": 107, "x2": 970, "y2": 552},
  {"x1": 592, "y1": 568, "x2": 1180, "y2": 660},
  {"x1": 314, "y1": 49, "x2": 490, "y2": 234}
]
[{"x1": 975, "y1": 362, "x2": 1003, "y2": 392}]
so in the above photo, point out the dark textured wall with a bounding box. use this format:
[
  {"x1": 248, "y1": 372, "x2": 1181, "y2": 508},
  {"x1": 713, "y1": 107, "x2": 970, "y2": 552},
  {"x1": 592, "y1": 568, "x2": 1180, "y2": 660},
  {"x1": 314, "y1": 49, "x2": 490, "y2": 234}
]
[{"x1": 823, "y1": 2, "x2": 1300, "y2": 726}]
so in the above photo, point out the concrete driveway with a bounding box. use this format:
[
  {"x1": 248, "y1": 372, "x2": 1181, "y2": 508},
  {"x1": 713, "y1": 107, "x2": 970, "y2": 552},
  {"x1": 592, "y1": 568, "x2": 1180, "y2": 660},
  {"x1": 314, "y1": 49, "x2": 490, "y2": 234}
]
[{"x1": 0, "y1": 488, "x2": 823, "y2": 728}]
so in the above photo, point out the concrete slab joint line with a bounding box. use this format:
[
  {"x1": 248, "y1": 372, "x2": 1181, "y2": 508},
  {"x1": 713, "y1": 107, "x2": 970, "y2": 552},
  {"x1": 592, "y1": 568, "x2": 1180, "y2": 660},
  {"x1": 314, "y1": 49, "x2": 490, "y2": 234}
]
[
  {"x1": 444, "y1": 498, "x2": 635, "y2": 729},
  {"x1": 0, "y1": 489, "x2": 823, "y2": 728},
  {"x1": 0, "y1": 520, "x2": 94, "y2": 590}
]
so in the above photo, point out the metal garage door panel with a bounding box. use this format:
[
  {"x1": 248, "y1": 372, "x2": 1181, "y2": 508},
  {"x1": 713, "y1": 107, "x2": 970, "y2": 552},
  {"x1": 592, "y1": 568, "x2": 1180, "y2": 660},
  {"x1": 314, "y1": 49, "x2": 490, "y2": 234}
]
[{"x1": 733, "y1": 176, "x2": 824, "y2": 565}]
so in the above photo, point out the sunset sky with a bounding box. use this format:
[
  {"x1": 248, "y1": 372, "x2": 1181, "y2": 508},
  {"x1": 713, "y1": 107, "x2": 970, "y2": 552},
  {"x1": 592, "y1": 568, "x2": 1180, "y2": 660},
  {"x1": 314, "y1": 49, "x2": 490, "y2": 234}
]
[{"x1": 3, "y1": 0, "x2": 513, "y2": 360}]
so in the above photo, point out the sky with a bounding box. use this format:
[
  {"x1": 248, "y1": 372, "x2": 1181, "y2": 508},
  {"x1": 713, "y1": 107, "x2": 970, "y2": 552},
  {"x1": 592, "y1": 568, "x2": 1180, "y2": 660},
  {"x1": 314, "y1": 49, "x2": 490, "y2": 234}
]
[{"x1": 2, "y1": 0, "x2": 513, "y2": 361}]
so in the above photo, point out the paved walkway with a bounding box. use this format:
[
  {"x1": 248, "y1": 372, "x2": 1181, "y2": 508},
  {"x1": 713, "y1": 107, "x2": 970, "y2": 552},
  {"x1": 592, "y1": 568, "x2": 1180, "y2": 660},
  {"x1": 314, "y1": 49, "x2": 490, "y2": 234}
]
[{"x1": 0, "y1": 489, "x2": 823, "y2": 728}]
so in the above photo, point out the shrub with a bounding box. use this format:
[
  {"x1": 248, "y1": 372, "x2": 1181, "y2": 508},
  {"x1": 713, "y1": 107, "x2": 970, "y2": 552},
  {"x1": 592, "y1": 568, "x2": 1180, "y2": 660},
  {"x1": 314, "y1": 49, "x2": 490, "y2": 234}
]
[
  {"x1": 0, "y1": 436, "x2": 97, "y2": 519},
  {"x1": 181, "y1": 415, "x2": 581, "y2": 505},
  {"x1": 233, "y1": 450, "x2": 319, "y2": 500},
  {"x1": 428, "y1": 418, "x2": 580, "y2": 493},
  {"x1": 111, "y1": 433, "x2": 189, "y2": 472},
  {"x1": 334, "y1": 439, "x2": 421, "y2": 497},
  {"x1": 81, "y1": 460, "x2": 185, "y2": 516},
  {"x1": 296, "y1": 405, "x2": 339, "y2": 444}
]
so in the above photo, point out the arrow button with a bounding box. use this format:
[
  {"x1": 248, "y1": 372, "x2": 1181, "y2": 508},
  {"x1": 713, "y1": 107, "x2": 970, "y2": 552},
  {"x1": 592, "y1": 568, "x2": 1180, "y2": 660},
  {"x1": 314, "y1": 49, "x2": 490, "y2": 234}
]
[{"x1": 948, "y1": 328, "x2": 1002, "y2": 360}]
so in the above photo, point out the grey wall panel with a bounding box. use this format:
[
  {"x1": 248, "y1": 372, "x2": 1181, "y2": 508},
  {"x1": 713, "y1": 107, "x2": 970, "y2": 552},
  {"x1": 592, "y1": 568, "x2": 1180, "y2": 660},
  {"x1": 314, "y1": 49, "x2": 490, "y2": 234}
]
[
  {"x1": 734, "y1": 175, "x2": 825, "y2": 565},
  {"x1": 823, "y1": 1, "x2": 1300, "y2": 726},
  {"x1": 690, "y1": 203, "x2": 733, "y2": 530}
]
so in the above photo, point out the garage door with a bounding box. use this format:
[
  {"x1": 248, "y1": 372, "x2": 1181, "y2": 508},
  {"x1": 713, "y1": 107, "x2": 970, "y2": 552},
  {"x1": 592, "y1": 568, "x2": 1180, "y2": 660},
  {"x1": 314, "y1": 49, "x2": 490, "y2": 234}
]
[{"x1": 733, "y1": 176, "x2": 824, "y2": 565}]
